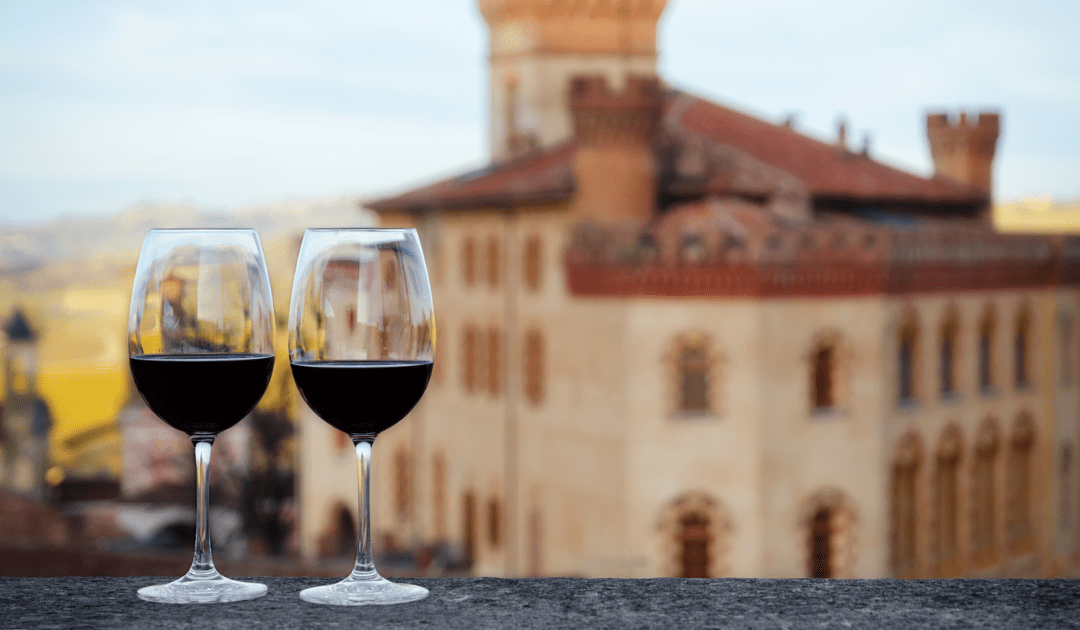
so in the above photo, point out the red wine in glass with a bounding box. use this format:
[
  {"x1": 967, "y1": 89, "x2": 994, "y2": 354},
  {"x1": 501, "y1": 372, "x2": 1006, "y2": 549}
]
[
  {"x1": 128, "y1": 228, "x2": 275, "y2": 604},
  {"x1": 288, "y1": 228, "x2": 435, "y2": 606},
  {"x1": 290, "y1": 360, "x2": 431, "y2": 435}
]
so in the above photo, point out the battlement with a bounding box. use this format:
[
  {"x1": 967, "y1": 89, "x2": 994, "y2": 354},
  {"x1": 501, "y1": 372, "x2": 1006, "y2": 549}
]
[
  {"x1": 570, "y1": 75, "x2": 663, "y2": 115},
  {"x1": 926, "y1": 111, "x2": 1000, "y2": 144},
  {"x1": 925, "y1": 110, "x2": 1001, "y2": 195},
  {"x1": 480, "y1": 0, "x2": 667, "y2": 23}
]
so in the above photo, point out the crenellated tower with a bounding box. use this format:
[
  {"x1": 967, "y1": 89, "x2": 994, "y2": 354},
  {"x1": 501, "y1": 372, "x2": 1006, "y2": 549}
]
[
  {"x1": 570, "y1": 75, "x2": 662, "y2": 224},
  {"x1": 479, "y1": 0, "x2": 668, "y2": 162},
  {"x1": 926, "y1": 111, "x2": 1000, "y2": 197}
]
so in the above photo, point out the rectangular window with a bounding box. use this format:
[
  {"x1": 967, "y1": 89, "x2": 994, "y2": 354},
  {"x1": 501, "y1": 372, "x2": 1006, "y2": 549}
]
[
  {"x1": 678, "y1": 346, "x2": 709, "y2": 412},
  {"x1": 524, "y1": 330, "x2": 544, "y2": 406},
  {"x1": 1014, "y1": 314, "x2": 1031, "y2": 388},
  {"x1": 462, "y1": 237, "x2": 476, "y2": 287},
  {"x1": 1060, "y1": 315, "x2": 1074, "y2": 386},
  {"x1": 487, "y1": 237, "x2": 500, "y2": 288},
  {"x1": 979, "y1": 327, "x2": 993, "y2": 392},
  {"x1": 940, "y1": 324, "x2": 957, "y2": 397},
  {"x1": 524, "y1": 236, "x2": 542, "y2": 291},
  {"x1": 487, "y1": 327, "x2": 501, "y2": 397},
  {"x1": 898, "y1": 339, "x2": 914, "y2": 402},
  {"x1": 463, "y1": 326, "x2": 477, "y2": 393},
  {"x1": 813, "y1": 346, "x2": 834, "y2": 409}
]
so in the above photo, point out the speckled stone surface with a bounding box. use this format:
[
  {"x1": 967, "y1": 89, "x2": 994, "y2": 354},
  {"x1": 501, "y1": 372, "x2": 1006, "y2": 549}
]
[{"x1": 2, "y1": 577, "x2": 1079, "y2": 629}]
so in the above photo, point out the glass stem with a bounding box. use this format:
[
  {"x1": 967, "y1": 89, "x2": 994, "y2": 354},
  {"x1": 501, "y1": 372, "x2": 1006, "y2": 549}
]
[
  {"x1": 351, "y1": 436, "x2": 378, "y2": 580},
  {"x1": 190, "y1": 435, "x2": 218, "y2": 577}
]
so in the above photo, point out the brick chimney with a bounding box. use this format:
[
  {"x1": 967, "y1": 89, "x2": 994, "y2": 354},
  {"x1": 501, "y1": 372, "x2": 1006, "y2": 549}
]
[
  {"x1": 569, "y1": 75, "x2": 662, "y2": 224},
  {"x1": 926, "y1": 110, "x2": 1000, "y2": 196}
]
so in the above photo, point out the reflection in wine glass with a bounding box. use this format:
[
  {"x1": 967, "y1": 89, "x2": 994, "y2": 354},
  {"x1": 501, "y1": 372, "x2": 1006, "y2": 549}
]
[
  {"x1": 289, "y1": 228, "x2": 434, "y2": 606},
  {"x1": 128, "y1": 229, "x2": 275, "y2": 604}
]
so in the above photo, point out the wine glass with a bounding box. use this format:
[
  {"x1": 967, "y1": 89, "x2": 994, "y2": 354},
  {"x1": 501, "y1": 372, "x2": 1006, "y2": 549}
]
[
  {"x1": 128, "y1": 229, "x2": 275, "y2": 604},
  {"x1": 288, "y1": 228, "x2": 434, "y2": 606}
]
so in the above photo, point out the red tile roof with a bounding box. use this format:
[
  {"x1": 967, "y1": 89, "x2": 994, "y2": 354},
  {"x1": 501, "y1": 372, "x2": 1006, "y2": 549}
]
[
  {"x1": 367, "y1": 89, "x2": 986, "y2": 214},
  {"x1": 671, "y1": 92, "x2": 986, "y2": 203},
  {"x1": 367, "y1": 144, "x2": 574, "y2": 213}
]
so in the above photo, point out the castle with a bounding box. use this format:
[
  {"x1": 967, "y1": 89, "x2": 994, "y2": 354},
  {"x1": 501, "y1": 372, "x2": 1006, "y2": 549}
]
[{"x1": 296, "y1": 0, "x2": 1080, "y2": 578}]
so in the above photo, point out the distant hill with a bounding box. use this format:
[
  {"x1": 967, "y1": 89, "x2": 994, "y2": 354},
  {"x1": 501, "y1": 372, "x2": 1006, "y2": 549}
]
[{"x1": 0, "y1": 197, "x2": 373, "y2": 272}]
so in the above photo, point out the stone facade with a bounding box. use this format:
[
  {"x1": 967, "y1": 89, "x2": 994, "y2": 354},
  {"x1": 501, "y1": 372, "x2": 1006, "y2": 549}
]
[{"x1": 295, "y1": 0, "x2": 1080, "y2": 579}]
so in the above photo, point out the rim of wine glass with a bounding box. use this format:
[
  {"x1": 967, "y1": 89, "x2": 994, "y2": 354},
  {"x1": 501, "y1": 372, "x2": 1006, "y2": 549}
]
[
  {"x1": 303, "y1": 227, "x2": 416, "y2": 232},
  {"x1": 144, "y1": 227, "x2": 259, "y2": 232}
]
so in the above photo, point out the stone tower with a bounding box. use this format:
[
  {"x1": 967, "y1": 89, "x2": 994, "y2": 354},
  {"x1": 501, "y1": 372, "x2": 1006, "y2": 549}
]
[
  {"x1": 1, "y1": 309, "x2": 52, "y2": 497},
  {"x1": 479, "y1": 0, "x2": 668, "y2": 162},
  {"x1": 570, "y1": 75, "x2": 662, "y2": 224},
  {"x1": 926, "y1": 111, "x2": 1000, "y2": 196}
]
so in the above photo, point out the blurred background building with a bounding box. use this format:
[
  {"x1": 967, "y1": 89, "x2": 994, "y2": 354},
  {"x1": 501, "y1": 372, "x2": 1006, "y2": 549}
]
[
  {"x1": 294, "y1": 0, "x2": 1080, "y2": 579},
  {"x1": 2, "y1": 0, "x2": 1079, "y2": 579}
]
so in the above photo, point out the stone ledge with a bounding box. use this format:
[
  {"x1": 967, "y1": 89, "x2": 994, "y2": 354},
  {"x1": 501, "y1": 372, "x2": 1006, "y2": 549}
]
[{"x1": 2, "y1": 576, "x2": 1079, "y2": 629}]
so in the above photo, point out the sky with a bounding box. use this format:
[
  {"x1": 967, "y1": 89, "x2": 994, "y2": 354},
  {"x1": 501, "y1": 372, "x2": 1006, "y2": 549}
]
[{"x1": 0, "y1": 0, "x2": 1078, "y2": 225}]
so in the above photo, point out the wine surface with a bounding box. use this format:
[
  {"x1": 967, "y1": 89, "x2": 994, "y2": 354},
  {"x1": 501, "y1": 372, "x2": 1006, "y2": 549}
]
[
  {"x1": 130, "y1": 353, "x2": 275, "y2": 435},
  {"x1": 290, "y1": 360, "x2": 433, "y2": 436}
]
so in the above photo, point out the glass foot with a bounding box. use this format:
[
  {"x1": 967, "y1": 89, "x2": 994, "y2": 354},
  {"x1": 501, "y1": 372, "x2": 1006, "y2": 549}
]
[
  {"x1": 137, "y1": 572, "x2": 268, "y2": 604},
  {"x1": 300, "y1": 575, "x2": 428, "y2": 606}
]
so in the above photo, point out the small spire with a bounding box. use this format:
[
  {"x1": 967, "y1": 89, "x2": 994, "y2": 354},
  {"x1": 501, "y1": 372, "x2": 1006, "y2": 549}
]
[{"x1": 3, "y1": 308, "x2": 38, "y2": 342}]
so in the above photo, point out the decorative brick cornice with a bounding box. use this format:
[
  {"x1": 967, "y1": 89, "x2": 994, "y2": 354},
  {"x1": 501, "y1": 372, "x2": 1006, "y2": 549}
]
[{"x1": 565, "y1": 222, "x2": 1079, "y2": 297}]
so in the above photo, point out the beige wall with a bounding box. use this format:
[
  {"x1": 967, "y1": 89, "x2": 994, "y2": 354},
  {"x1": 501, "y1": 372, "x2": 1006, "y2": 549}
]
[{"x1": 296, "y1": 207, "x2": 1080, "y2": 581}]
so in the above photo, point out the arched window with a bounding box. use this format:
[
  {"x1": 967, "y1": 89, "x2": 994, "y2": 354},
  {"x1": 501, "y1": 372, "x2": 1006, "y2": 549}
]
[
  {"x1": 523, "y1": 235, "x2": 543, "y2": 291},
  {"x1": 891, "y1": 433, "x2": 921, "y2": 578},
  {"x1": 394, "y1": 449, "x2": 411, "y2": 522},
  {"x1": 486, "y1": 236, "x2": 500, "y2": 288},
  {"x1": 1059, "y1": 445, "x2": 1074, "y2": 536},
  {"x1": 676, "y1": 338, "x2": 710, "y2": 413},
  {"x1": 972, "y1": 419, "x2": 1000, "y2": 568},
  {"x1": 810, "y1": 338, "x2": 839, "y2": 411},
  {"x1": 524, "y1": 329, "x2": 545, "y2": 406},
  {"x1": 934, "y1": 426, "x2": 962, "y2": 577},
  {"x1": 487, "y1": 497, "x2": 502, "y2": 548},
  {"x1": 318, "y1": 503, "x2": 356, "y2": 558},
  {"x1": 487, "y1": 326, "x2": 501, "y2": 397},
  {"x1": 810, "y1": 508, "x2": 832, "y2": 578},
  {"x1": 802, "y1": 489, "x2": 857, "y2": 578},
  {"x1": 898, "y1": 313, "x2": 919, "y2": 404},
  {"x1": 461, "y1": 236, "x2": 476, "y2": 287},
  {"x1": 940, "y1": 311, "x2": 959, "y2": 397},
  {"x1": 432, "y1": 453, "x2": 447, "y2": 540},
  {"x1": 679, "y1": 512, "x2": 710, "y2": 577},
  {"x1": 978, "y1": 308, "x2": 996, "y2": 393},
  {"x1": 463, "y1": 490, "x2": 477, "y2": 566},
  {"x1": 658, "y1": 494, "x2": 732, "y2": 578},
  {"x1": 1006, "y1": 413, "x2": 1035, "y2": 554},
  {"x1": 1014, "y1": 306, "x2": 1032, "y2": 388}
]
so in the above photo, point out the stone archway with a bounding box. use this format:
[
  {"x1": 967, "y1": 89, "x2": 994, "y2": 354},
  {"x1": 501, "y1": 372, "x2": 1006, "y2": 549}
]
[
  {"x1": 657, "y1": 493, "x2": 733, "y2": 578},
  {"x1": 800, "y1": 488, "x2": 858, "y2": 578}
]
